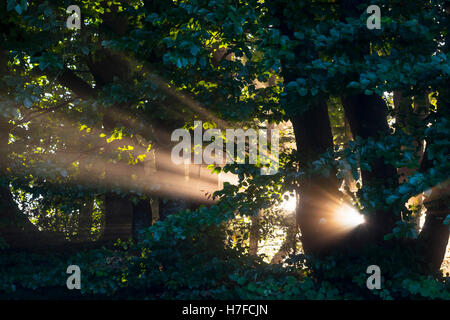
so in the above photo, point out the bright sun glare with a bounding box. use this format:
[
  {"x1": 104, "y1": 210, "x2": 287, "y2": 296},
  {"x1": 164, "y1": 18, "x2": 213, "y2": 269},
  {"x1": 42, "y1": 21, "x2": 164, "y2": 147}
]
[
  {"x1": 279, "y1": 193, "x2": 365, "y2": 230},
  {"x1": 336, "y1": 204, "x2": 365, "y2": 227}
]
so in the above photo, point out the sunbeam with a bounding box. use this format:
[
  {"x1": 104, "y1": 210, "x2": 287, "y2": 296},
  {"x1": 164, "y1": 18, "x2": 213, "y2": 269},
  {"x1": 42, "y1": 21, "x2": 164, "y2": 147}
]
[{"x1": 335, "y1": 204, "x2": 365, "y2": 227}]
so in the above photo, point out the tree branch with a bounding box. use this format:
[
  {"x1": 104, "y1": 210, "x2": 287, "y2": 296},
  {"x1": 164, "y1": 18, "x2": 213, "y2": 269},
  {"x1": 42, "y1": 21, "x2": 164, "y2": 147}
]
[{"x1": 56, "y1": 69, "x2": 98, "y2": 100}]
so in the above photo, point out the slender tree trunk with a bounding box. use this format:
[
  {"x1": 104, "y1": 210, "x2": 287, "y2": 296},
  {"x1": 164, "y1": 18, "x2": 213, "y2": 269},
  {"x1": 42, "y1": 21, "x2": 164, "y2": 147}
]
[
  {"x1": 132, "y1": 199, "x2": 152, "y2": 241},
  {"x1": 249, "y1": 210, "x2": 262, "y2": 256},
  {"x1": 78, "y1": 199, "x2": 94, "y2": 241},
  {"x1": 271, "y1": 212, "x2": 298, "y2": 264},
  {"x1": 102, "y1": 193, "x2": 133, "y2": 242}
]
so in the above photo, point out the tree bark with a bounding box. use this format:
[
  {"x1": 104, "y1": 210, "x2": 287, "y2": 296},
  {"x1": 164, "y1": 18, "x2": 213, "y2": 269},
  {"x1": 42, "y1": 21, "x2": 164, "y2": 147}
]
[
  {"x1": 416, "y1": 93, "x2": 450, "y2": 272},
  {"x1": 418, "y1": 197, "x2": 449, "y2": 273},
  {"x1": 102, "y1": 193, "x2": 133, "y2": 242},
  {"x1": 272, "y1": 1, "x2": 342, "y2": 256},
  {"x1": 249, "y1": 210, "x2": 262, "y2": 256},
  {"x1": 394, "y1": 91, "x2": 427, "y2": 232},
  {"x1": 85, "y1": 8, "x2": 145, "y2": 243},
  {"x1": 341, "y1": 94, "x2": 400, "y2": 242},
  {"x1": 132, "y1": 199, "x2": 152, "y2": 241},
  {"x1": 290, "y1": 100, "x2": 341, "y2": 256},
  {"x1": 77, "y1": 199, "x2": 94, "y2": 241}
]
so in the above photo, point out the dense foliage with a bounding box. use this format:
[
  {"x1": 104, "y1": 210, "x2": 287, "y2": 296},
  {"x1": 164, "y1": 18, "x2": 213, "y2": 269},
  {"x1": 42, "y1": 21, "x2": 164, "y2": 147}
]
[
  {"x1": 0, "y1": 0, "x2": 449, "y2": 299},
  {"x1": 1, "y1": 209, "x2": 449, "y2": 300}
]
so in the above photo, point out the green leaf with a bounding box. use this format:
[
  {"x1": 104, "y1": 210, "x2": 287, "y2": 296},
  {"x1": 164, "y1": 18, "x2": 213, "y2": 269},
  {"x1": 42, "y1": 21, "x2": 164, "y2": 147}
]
[
  {"x1": 386, "y1": 195, "x2": 399, "y2": 204},
  {"x1": 347, "y1": 81, "x2": 359, "y2": 89},
  {"x1": 24, "y1": 97, "x2": 32, "y2": 108},
  {"x1": 444, "y1": 215, "x2": 450, "y2": 226},
  {"x1": 298, "y1": 88, "x2": 308, "y2": 96},
  {"x1": 7, "y1": 0, "x2": 15, "y2": 11},
  {"x1": 294, "y1": 32, "x2": 304, "y2": 40},
  {"x1": 190, "y1": 45, "x2": 200, "y2": 56},
  {"x1": 15, "y1": 4, "x2": 22, "y2": 14},
  {"x1": 398, "y1": 184, "x2": 410, "y2": 194}
]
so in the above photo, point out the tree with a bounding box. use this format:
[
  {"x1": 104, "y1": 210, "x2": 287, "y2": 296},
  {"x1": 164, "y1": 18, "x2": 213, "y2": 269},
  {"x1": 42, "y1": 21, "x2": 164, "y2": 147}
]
[{"x1": 0, "y1": 0, "x2": 448, "y2": 281}]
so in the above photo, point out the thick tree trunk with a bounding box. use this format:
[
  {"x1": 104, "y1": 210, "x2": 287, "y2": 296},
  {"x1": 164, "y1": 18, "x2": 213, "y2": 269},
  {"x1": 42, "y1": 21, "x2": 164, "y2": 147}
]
[
  {"x1": 100, "y1": 111, "x2": 134, "y2": 242},
  {"x1": 290, "y1": 100, "x2": 341, "y2": 256},
  {"x1": 416, "y1": 103, "x2": 450, "y2": 272},
  {"x1": 417, "y1": 1, "x2": 450, "y2": 272},
  {"x1": 154, "y1": 144, "x2": 188, "y2": 220},
  {"x1": 418, "y1": 198, "x2": 450, "y2": 273},
  {"x1": 341, "y1": 94, "x2": 400, "y2": 242},
  {"x1": 86, "y1": 11, "x2": 143, "y2": 243},
  {"x1": 158, "y1": 198, "x2": 189, "y2": 221},
  {"x1": 415, "y1": 5, "x2": 450, "y2": 269},
  {"x1": 339, "y1": 0, "x2": 448, "y2": 271},
  {"x1": 274, "y1": 2, "x2": 342, "y2": 256}
]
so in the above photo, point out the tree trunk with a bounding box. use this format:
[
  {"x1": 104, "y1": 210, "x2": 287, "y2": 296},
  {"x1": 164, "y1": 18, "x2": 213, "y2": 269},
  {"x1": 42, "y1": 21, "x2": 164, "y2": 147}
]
[
  {"x1": 394, "y1": 91, "x2": 427, "y2": 232},
  {"x1": 274, "y1": 3, "x2": 342, "y2": 256},
  {"x1": 85, "y1": 12, "x2": 141, "y2": 243},
  {"x1": 341, "y1": 94, "x2": 400, "y2": 242},
  {"x1": 132, "y1": 199, "x2": 152, "y2": 241},
  {"x1": 418, "y1": 197, "x2": 450, "y2": 273},
  {"x1": 100, "y1": 112, "x2": 134, "y2": 242},
  {"x1": 249, "y1": 210, "x2": 262, "y2": 256},
  {"x1": 77, "y1": 199, "x2": 94, "y2": 241},
  {"x1": 102, "y1": 193, "x2": 133, "y2": 242},
  {"x1": 271, "y1": 212, "x2": 298, "y2": 264},
  {"x1": 416, "y1": 92, "x2": 450, "y2": 272},
  {"x1": 290, "y1": 100, "x2": 341, "y2": 256}
]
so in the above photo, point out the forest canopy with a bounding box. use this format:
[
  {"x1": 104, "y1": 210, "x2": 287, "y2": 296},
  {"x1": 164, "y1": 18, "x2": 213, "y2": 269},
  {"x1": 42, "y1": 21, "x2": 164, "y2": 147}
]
[{"x1": 0, "y1": 0, "x2": 449, "y2": 300}]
